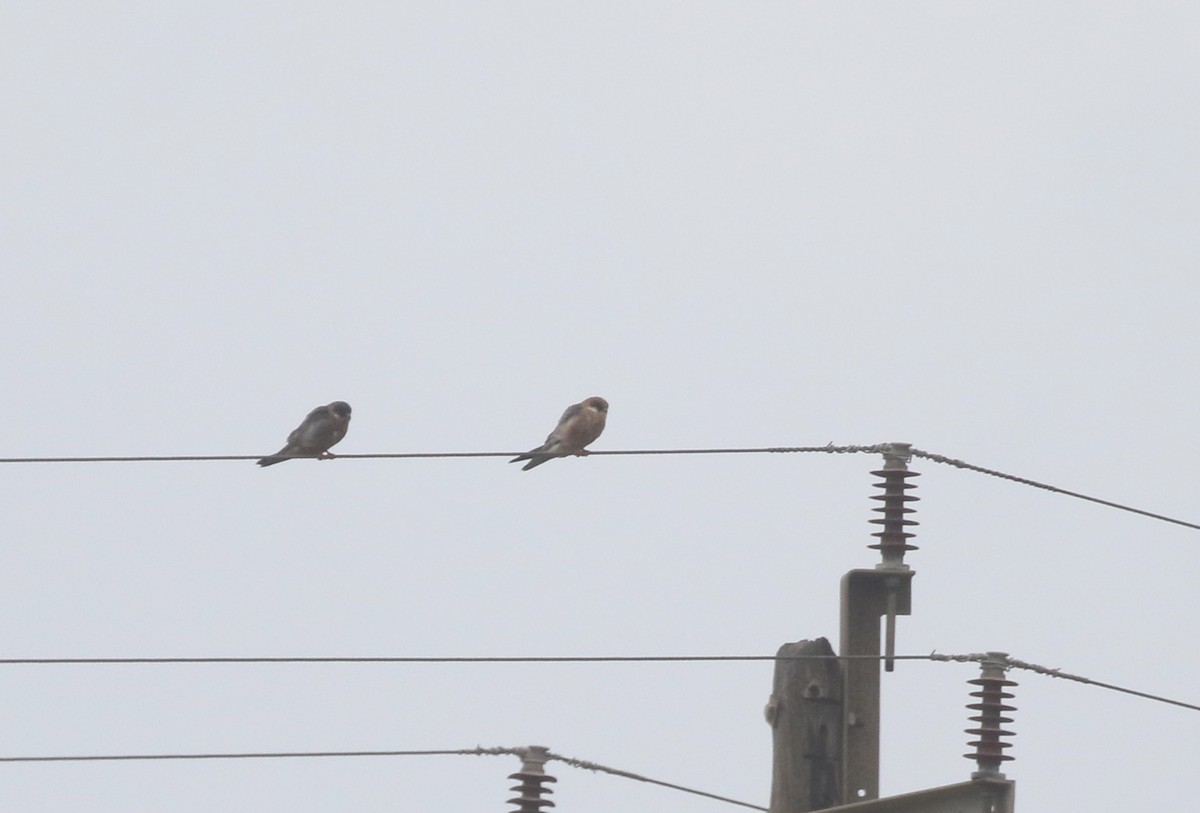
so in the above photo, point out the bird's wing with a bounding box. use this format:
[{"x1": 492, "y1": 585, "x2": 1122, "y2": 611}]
[
  {"x1": 555, "y1": 402, "x2": 583, "y2": 427},
  {"x1": 286, "y1": 406, "x2": 330, "y2": 448}
]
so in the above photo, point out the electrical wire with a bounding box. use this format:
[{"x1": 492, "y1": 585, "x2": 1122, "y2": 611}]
[
  {"x1": 0, "y1": 651, "x2": 1195, "y2": 813},
  {"x1": 545, "y1": 750, "x2": 766, "y2": 811},
  {"x1": 1, "y1": 442, "x2": 1194, "y2": 532},
  {"x1": 932, "y1": 652, "x2": 1200, "y2": 713},
  {"x1": 3, "y1": 652, "x2": 1195, "y2": 713},
  {"x1": 0, "y1": 747, "x2": 493, "y2": 764},
  {"x1": 909, "y1": 447, "x2": 1200, "y2": 531},
  {"x1": 0, "y1": 745, "x2": 768, "y2": 811},
  {"x1": 0, "y1": 444, "x2": 881, "y2": 464},
  {"x1": 0, "y1": 653, "x2": 935, "y2": 665}
]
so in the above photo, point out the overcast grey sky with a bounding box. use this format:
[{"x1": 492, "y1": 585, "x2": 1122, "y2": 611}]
[{"x1": 2, "y1": 2, "x2": 1197, "y2": 811}]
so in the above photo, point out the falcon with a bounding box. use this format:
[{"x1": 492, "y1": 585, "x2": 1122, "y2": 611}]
[
  {"x1": 257, "y1": 401, "x2": 352, "y2": 467},
  {"x1": 510, "y1": 396, "x2": 608, "y2": 471}
]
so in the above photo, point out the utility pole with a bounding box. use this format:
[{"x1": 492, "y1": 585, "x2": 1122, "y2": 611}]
[
  {"x1": 766, "y1": 443, "x2": 1016, "y2": 812},
  {"x1": 765, "y1": 637, "x2": 842, "y2": 812}
]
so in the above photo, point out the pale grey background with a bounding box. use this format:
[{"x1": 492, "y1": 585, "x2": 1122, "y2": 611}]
[{"x1": 2, "y1": 2, "x2": 1197, "y2": 811}]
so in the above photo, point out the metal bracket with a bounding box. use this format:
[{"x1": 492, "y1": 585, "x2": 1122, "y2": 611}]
[{"x1": 840, "y1": 567, "x2": 914, "y2": 804}]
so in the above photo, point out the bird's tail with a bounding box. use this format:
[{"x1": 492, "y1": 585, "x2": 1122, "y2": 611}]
[
  {"x1": 517, "y1": 455, "x2": 550, "y2": 471},
  {"x1": 510, "y1": 450, "x2": 551, "y2": 470},
  {"x1": 256, "y1": 454, "x2": 290, "y2": 467},
  {"x1": 511, "y1": 441, "x2": 557, "y2": 471}
]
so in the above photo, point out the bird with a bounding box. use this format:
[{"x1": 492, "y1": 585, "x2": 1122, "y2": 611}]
[
  {"x1": 510, "y1": 396, "x2": 608, "y2": 471},
  {"x1": 257, "y1": 401, "x2": 352, "y2": 467}
]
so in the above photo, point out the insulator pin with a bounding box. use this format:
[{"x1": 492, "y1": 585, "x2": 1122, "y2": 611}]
[
  {"x1": 507, "y1": 746, "x2": 557, "y2": 812},
  {"x1": 964, "y1": 653, "x2": 1017, "y2": 779},
  {"x1": 868, "y1": 444, "x2": 919, "y2": 566}
]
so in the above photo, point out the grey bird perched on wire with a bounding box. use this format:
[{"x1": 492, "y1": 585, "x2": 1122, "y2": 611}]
[
  {"x1": 257, "y1": 401, "x2": 352, "y2": 467},
  {"x1": 510, "y1": 396, "x2": 608, "y2": 471}
]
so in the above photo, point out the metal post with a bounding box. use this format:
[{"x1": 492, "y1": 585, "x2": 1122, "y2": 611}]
[{"x1": 840, "y1": 444, "x2": 918, "y2": 804}]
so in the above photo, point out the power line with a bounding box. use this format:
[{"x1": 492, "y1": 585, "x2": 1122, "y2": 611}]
[
  {"x1": 546, "y1": 750, "x2": 766, "y2": 811},
  {"x1": 0, "y1": 744, "x2": 767, "y2": 811},
  {"x1": 0, "y1": 655, "x2": 1194, "y2": 810},
  {"x1": 4, "y1": 652, "x2": 1195, "y2": 713},
  {"x1": 1, "y1": 442, "x2": 1194, "y2": 532},
  {"x1": 0, "y1": 653, "x2": 935, "y2": 665},
  {"x1": 910, "y1": 447, "x2": 1200, "y2": 532},
  {"x1": 0, "y1": 444, "x2": 882, "y2": 464},
  {"x1": 932, "y1": 653, "x2": 1200, "y2": 713},
  {"x1": 1010, "y1": 657, "x2": 1200, "y2": 712},
  {"x1": 0, "y1": 747, "x2": 494, "y2": 764}
]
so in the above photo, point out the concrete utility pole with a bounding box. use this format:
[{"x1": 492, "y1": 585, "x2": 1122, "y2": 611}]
[{"x1": 765, "y1": 637, "x2": 842, "y2": 813}]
